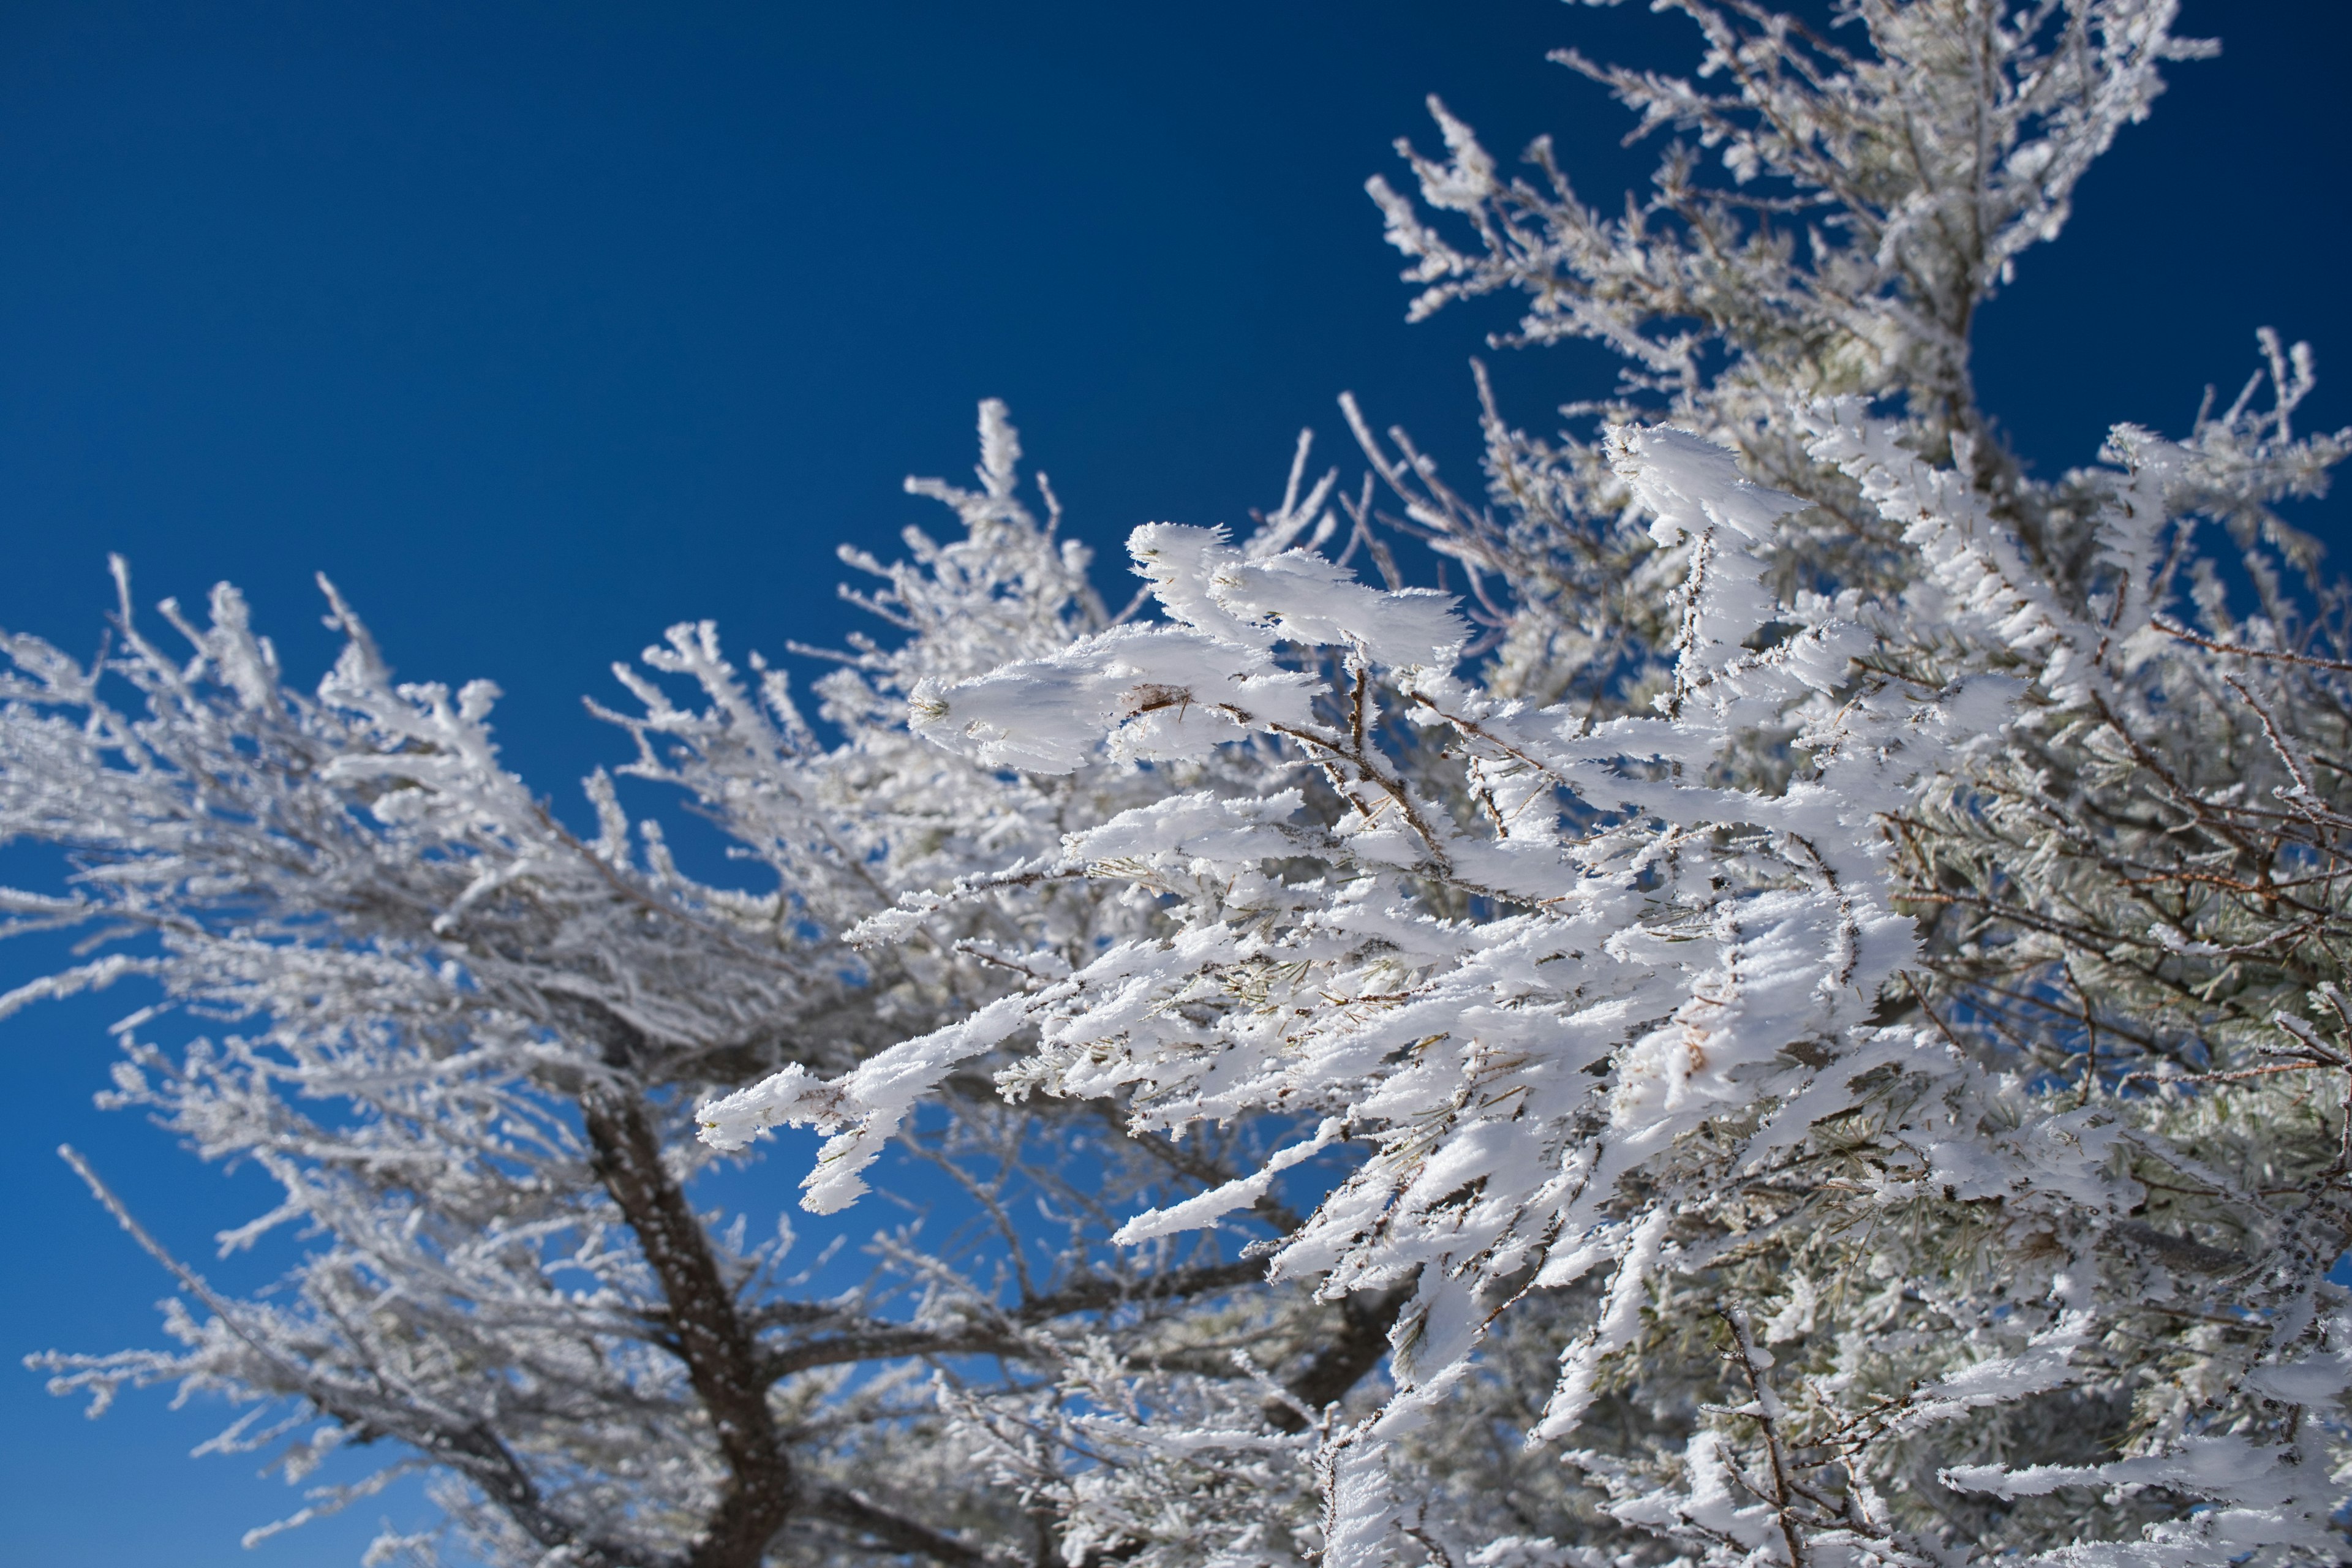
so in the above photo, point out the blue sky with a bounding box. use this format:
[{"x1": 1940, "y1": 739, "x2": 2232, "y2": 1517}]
[{"x1": 2, "y1": 2, "x2": 2346, "y2": 1561}]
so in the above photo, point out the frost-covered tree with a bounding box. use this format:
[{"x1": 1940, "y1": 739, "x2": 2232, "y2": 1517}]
[
  {"x1": 4, "y1": 411, "x2": 1368, "y2": 1567},
  {"x1": 15, "y1": 3, "x2": 2352, "y2": 1567},
  {"x1": 710, "y1": 2, "x2": 2352, "y2": 1564}
]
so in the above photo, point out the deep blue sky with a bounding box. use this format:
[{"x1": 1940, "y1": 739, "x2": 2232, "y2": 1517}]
[{"x1": 2, "y1": 2, "x2": 2346, "y2": 1562}]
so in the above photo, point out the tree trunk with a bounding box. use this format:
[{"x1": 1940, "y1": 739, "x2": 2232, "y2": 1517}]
[{"x1": 584, "y1": 1086, "x2": 798, "y2": 1568}]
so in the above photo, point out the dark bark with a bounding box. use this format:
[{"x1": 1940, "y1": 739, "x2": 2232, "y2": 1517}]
[
  {"x1": 585, "y1": 1085, "x2": 799, "y2": 1568},
  {"x1": 433, "y1": 1420, "x2": 665, "y2": 1568},
  {"x1": 1265, "y1": 1283, "x2": 1413, "y2": 1434},
  {"x1": 568, "y1": 1060, "x2": 1326, "y2": 1565},
  {"x1": 810, "y1": 1485, "x2": 990, "y2": 1567},
  {"x1": 301, "y1": 1372, "x2": 662, "y2": 1567},
  {"x1": 756, "y1": 1258, "x2": 1268, "y2": 1386},
  {"x1": 2110, "y1": 1220, "x2": 2249, "y2": 1276},
  {"x1": 1020, "y1": 1257, "x2": 1267, "y2": 1321},
  {"x1": 575, "y1": 1071, "x2": 1275, "y2": 1566}
]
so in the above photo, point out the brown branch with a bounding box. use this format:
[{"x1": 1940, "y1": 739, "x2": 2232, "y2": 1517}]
[
  {"x1": 2154, "y1": 617, "x2": 2352, "y2": 676},
  {"x1": 1719, "y1": 1305, "x2": 1809, "y2": 1568},
  {"x1": 60, "y1": 1147, "x2": 663, "y2": 1568},
  {"x1": 1264, "y1": 1283, "x2": 1414, "y2": 1434},
  {"x1": 584, "y1": 1085, "x2": 797, "y2": 1568},
  {"x1": 758, "y1": 1259, "x2": 1270, "y2": 1385},
  {"x1": 808, "y1": 1484, "x2": 989, "y2": 1567}
]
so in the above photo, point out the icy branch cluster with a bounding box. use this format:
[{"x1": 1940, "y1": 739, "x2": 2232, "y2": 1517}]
[{"x1": 11, "y1": 4, "x2": 2352, "y2": 1567}]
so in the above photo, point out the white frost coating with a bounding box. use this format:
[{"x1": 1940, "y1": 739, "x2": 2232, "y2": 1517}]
[
  {"x1": 1538, "y1": 1207, "x2": 1673, "y2": 1440},
  {"x1": 7, "y1": 397, "x2": 1441, "y2": 1566},
  {"x1": 907, "y1": 622, "x2": 1319, "y2": 774},
  {"x1": 726, "y1": 421, "x2": 2120, "y2": 1567},
  {"x1": 1191, "y1": 540, "x2": 1466, "y2": 669},
  {"x1": 1111, "y1": 1117, "x2": 1342, "y2": 1245},
  {"x1": 1938, "y1": 1433, "x2": 2347, "y2": 1562},
  {"x1": 905, "y1": 524, "x2": 1460, "y2": 775},
  {"x1": 1609, "y1": 426, "x2": 1812, "y2": 678},
  {"x1": 699, "y1": 990, "x2": 1038, "y2": 1212},
  {"x1": 1894, "y1": 1302, "x2": 2096, "y2": 1432},
  {"x1": 15, "y1": 8, "x2": 2351, "y2": 1566},
  {"x1": 839, "y1": 348, "x2": 2352, "y2": 1558},
  {"x1": 2245, "y1": 1346, "x2": 2352, "y2": 1406},
  {"x1": 1942, "y1": 1435, "x2": 2290, "y2": 1500}
]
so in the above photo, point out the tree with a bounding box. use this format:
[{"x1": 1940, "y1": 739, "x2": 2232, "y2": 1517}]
[
  {"x1": 3, "y1": 412, "x2": 1346, "y2": 1567},
  {"x1": 13, "y1": 3, "x2": 2352, "y2": 1567}
]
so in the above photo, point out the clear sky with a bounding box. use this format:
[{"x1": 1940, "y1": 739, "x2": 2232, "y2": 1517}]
[{"x1": 2, "y1": 2, "x2": 2346, "y2": 1561}]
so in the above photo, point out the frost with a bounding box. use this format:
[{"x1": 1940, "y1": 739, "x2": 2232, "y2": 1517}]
[{"x1": 10, "y1": 5, "x2": 2351, "y2": 1568}]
